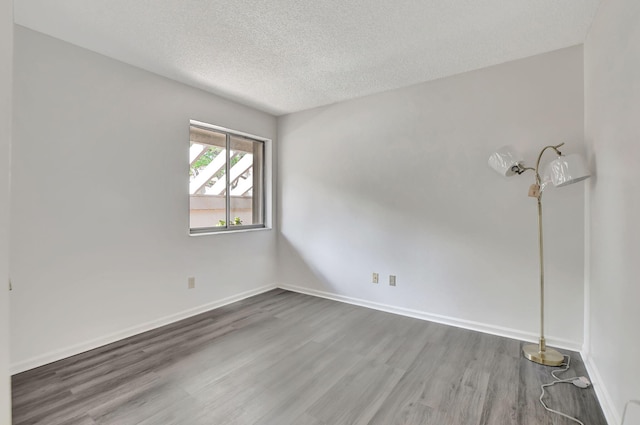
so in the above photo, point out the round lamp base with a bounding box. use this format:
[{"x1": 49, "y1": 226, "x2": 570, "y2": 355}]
[{"x1": 523, "y1": 344, "x2": 564, "y2": 366}]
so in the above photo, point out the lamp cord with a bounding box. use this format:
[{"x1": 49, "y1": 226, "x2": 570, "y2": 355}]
[
  {"x1": 541, "y1": 360, "x2": 640, "y2": 425},
  {"x1": 539, "y1": 355, "x2": 585, "y2": 425}
]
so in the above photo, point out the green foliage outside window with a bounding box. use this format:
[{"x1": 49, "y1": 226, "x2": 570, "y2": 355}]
[
  {"x1": 217, "y1": 217, "x2": 243, "y2": 227},
  {"x1": 190, "y1": 146, "x2": 246, "y2": 185},
  {"x1": 190, "y1": 147, "x2": 220, "y2": 176}
]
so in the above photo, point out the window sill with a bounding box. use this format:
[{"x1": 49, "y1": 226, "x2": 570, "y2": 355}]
[{"x1": 189, "y1": 226, "x2": 272, "y2": 237}]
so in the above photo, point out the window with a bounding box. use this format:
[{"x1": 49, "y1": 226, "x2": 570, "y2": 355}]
[{"x1": 189, "y1": 122, "x2": 265, "y2": 234}]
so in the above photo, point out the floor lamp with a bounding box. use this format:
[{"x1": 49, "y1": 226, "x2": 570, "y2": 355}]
[{"x1": 488, "y1": 143, "x2": 590, "y2": 366}]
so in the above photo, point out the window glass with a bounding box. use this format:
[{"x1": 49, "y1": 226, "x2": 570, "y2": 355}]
[{"x1": 189, "y1": 124, "x2": 265, "y2": 233}]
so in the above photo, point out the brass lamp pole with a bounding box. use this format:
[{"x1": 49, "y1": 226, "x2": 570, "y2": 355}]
[
  {"x1": 489, "y1": 142, "x2": 590, "y2": 367},
  {"x1": 520, "y1": 143, "x2": 565, "y2": 366}
]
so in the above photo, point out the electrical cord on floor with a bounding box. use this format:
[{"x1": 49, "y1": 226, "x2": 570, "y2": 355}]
[
  {"x1": 541, "y1": 360, "x2": 640, "y2": 425},
  {"x1": 621, "y1": 400, "x2": 640, "y2": 425},
  {"x1": 539, "y1": 355, "x2": 591, "y2": 425}
]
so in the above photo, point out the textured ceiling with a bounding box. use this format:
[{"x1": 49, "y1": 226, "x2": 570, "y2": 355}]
[{"x1": 15, "y1": 0, "x2": 601, "y2": 116}]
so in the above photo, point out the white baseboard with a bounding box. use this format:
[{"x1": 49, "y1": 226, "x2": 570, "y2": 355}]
[
  {"x1": 11, "y1": 284, "x2": 277, "y2": 375},
  {"x1": 581, "y1": 351, "x2": 619, "y2": 425},
  {"x1": 11, "y1": 282, "x2": 584, "y2": 375},
  {"x1": 277, "y1": 284, "x2": 582, "y2": 352}
]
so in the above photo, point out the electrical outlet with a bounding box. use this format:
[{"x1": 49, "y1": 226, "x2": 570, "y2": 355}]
[
  {"x1": 389, "y1": 275, "x2": 396, "y2": 286},
  {"x1": 372, "y1": 272, "x2": 379, "y2": 284},
  {"x1": 188, "y1": 277, "x2": 196, "y2": 289}
]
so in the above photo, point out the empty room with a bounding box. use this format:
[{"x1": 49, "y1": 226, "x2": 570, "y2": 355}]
[{"x1": 1, "y1": 0, "x2": 639, "y2": 424}]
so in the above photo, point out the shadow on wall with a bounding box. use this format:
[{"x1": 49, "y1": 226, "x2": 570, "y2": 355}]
[
  {"x1": 275, "y1": 168, "x2": 585, "y2": 344},
  {"x1": 277, "y1": 234, "x2": 336, "y2": 292}
]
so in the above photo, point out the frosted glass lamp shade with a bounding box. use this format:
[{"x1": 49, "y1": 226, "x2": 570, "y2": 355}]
[
  {"x1": 488, "y1": 146, "x2": 523, "y2": 177},
  {"x1": 546, "y1": 154, "x2": 590, "y2": 187}
]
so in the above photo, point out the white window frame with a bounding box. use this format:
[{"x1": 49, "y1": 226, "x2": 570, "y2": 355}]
[{"x1": 189, "y1": 120, "x2": 272, "y2": 235}]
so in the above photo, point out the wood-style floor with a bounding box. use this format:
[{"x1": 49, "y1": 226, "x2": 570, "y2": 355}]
[{"x1": 12, "y1": 289, "x2": 607, "y2": 425}]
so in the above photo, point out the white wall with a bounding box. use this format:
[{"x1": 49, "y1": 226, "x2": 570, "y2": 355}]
[
  {"x1": 584, "y1": 0, "x2": 640, "y2": 423},
  {"x1": 278, "y1": 46, "x2": 586, "y2": 349},
  {"x1": 0, "y1": 0, "x2": 12, "y2": 421},
  {"x1": 10, "y1": 26, "x2": 277, "y2": 371}
]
